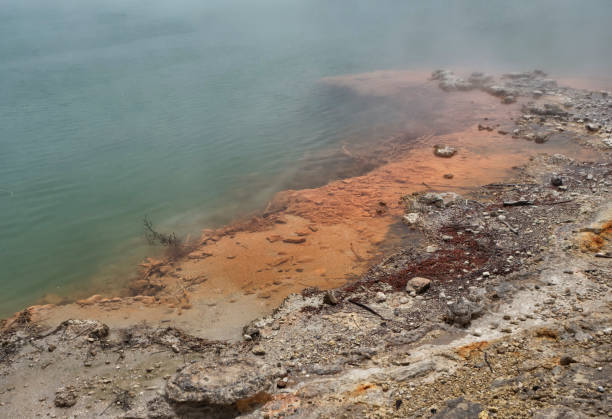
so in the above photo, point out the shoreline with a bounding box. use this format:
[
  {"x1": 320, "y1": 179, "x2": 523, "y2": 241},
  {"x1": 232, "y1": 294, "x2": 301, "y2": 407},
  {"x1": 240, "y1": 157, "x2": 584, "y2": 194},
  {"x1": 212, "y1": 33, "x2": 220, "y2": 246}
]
[
  {"x1": 1, "y1": 69, "x2": 611, "y2": 418},
  {"x1": 2, "y1": 70, "x2": 605, "y2": 336}
]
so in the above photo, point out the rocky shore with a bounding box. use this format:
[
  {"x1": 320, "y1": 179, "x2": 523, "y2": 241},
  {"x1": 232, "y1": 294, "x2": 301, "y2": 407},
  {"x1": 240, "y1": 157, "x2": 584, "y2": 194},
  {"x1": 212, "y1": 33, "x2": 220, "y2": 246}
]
[{"x1": 1, "y1": 70, "x2": 611, "y2": 418}]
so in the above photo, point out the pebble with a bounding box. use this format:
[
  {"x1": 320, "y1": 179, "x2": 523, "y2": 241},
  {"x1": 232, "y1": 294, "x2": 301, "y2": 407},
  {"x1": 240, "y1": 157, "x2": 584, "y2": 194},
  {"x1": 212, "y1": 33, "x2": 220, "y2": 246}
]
[
  {"x1": 323, "y1": 291, "x2": 338, "y2": 305},
  {"x1": 252, "y1": 346, "x2": 266, "y2": 356},
  {"x1": 407, "y1": 277, "x2": 432, "y2": 294},
  {"x1": 586, "y1": 122, "x2": 600, "y2": 132},
  {"x1": 403, "y1": 213, "x2": 419, "y2": 225},
  {"x1": 551, "y1": 175, "x2": 563, "y2": 186},
  {"x1": 375, "y1": 292, "x2": 387, "y2": 302},
  {"x1": 433, "y1": 145, "x2": 457, "y2": 158}
]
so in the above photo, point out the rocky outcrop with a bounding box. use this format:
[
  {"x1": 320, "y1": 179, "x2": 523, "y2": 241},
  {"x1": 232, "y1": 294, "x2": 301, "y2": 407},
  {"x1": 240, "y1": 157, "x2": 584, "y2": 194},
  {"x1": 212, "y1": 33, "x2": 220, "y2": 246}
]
[{"x1": 165, "y1": 360, "x2": 283, "y2": 416}]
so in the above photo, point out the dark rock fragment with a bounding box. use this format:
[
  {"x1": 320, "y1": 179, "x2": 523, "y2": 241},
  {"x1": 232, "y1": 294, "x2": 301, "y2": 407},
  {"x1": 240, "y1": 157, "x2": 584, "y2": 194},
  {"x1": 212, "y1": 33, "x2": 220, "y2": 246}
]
[
  {"x1": 551, "y1": 176, "x2": 563, "y2": 187},
  {"x1": 432, "y1": 397, "x2": 483, "y2": 418},
  {"x1": 54, "y1": 386, "x2": 78, "y2": 408}
]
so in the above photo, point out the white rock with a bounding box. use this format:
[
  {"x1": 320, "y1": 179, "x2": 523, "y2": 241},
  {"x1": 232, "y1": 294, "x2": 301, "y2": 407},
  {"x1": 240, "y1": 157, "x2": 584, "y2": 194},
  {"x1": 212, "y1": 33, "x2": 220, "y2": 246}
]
[
  {"x1": 403, "y1": 213, "x2": 419, "y2": 225},
  {"x1": 406, "y1": 277, "x2": 432, "y2": 294},
  {"x1": 433, "y1": 144, "x2": 457, "y2": 158}
]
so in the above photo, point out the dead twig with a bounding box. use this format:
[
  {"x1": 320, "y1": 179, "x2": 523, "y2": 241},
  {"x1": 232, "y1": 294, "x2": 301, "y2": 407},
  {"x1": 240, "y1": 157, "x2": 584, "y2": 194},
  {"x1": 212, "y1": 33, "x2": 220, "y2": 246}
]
[
  {"x1": 348, "y1": 299, "x2": 387, "y2": 320},
  {"x1": 350, "y1": 243, "x2": 364, "y2": 262},
  {"x1": 500, "y1": 220, "x2": 519, "y2": 235},
  {"x1": 595, "y1": 253, "x2": 612, "y2": 259},
  {"x1": 503, "y1": 200, "x2": 534, "y2": 207},
  {"x1": 541, "y1": 199, "x2": 574, "y2": 205},
  {"x1": 69, "y1": 327, "x2": 94, "y2": 341}
]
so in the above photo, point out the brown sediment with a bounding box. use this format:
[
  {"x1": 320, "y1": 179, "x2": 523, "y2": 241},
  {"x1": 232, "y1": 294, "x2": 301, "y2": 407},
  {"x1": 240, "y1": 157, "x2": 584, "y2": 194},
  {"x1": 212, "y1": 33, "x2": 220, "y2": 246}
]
[
  {"x1": 456, "y1": 341, "x2": 490, "y2": 359},
  {"x1": 13, "y1": 71, "x2": 599, "y2": 339},
  {"x1": 579, "y1": 219, "x2": 612, "y2": 252}
]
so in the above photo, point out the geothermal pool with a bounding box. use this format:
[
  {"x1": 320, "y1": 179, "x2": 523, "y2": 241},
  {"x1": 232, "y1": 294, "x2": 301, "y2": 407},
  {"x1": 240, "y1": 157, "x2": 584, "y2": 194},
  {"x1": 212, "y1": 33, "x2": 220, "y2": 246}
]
[{"x1": 1, "y1": 0, "x2": 611, "y2": 316}]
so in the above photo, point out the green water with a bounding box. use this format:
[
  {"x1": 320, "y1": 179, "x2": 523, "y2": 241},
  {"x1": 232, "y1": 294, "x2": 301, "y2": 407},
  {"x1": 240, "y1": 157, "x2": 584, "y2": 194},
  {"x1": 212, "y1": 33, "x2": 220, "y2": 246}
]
[{"x1": 1, "y1": 0, "x2": 611, "y2": 316}]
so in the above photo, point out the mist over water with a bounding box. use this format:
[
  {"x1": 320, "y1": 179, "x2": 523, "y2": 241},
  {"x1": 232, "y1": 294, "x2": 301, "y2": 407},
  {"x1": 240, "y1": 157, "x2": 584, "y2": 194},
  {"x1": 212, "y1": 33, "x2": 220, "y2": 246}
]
[{"x1": 1, "y1": 0, "x2": 611, "y2": 316}]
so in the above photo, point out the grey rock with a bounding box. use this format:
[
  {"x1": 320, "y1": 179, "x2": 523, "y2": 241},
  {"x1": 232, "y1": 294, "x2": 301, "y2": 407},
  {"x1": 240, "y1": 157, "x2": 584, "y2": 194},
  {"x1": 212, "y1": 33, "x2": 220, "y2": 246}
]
[
  {"x1": 242, "y1": 325, "x2": 260, "y2": 339},
  {"x1": 309, "y1": 363, "x2": 343, "y2": 376},
  {"x1": 432, "y1": 397, "x2": 483, "y2": 418},
  {"x1": 445, "y1": 297, "x2": 483, "y2": 327},
  {"x1": 406, "y1": 277, "x2": 432, "y2": 294},
  {"x1": 490, "y1": 376, "x2": 518, "y2": 389},
  {"x1": 124, "y1": 396, "x2": 176, "y2": 419},
  {"x1": 323, "y1": 291, "x2": 338, "y2": 305},
  {"x1": 387, "y1": 360, "x2": 435, "y2": 381},
  {"x1": 525, "y1": 103, "x2": 569, "y2": 117},
  {"x1": 467, "y1": 72, "x2": 493, "y2": 87},
  {"x1": 439, "y1": 192, "x2": 463, "y2": 206},
  {"x1": 586, "y1": 122, "x2": 600, "y2": 132},
  {"x1": 534, "y1": 132, "x2": 550, "y2": 143},
  {"x1": 402, "y1": 213, "x2": 419, "y2": 225},
  {"x1": 420, "y1": 192, "x2": 444, "y2": 206},
  {"x1": 54, "y1": 386, "x2": 78, "y2": 408},
  {"x1": 532, "y1": 406, "x2": 588, "y2": 419},
  {"x1": 431, "y1": 70, "x2": 474, "y2": 92},
  {"x1": 485, "y1": 85, "x2": 511, "y2": 97},
  {"x1": 419, "y1": 192, "x2": 463, "y2": 208},
  {"x1": 166, "y1": 360, "x2": 281, "y2": 406}
]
